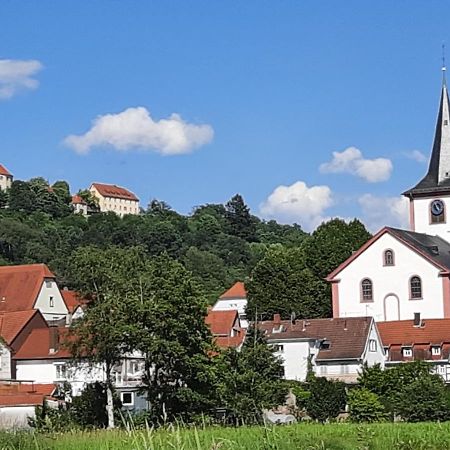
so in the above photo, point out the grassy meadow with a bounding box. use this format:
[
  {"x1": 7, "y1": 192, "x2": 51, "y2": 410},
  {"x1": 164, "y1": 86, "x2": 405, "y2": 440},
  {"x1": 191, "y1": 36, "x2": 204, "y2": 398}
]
[{"x1": 1, "y1": 422, "x2": 450, "y2": 450}]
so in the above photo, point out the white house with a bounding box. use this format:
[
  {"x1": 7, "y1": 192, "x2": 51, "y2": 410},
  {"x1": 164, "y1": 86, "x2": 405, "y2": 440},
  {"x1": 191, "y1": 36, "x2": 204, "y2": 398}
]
[
  {"x1": 71, "y1": 195, "x2": 89, "y2": 216},
  {"x1": 90, "y1": 183, "x2": 139, "y2": 217},
  {"x1": 212, "y1": 282, "x2": 249, "y2": 328},
  {"x1": 0, "y1": 264, "x2": 69, "y2": 323},
  {"x1": 0, "y1": 164, "x2": 12, "y2": 191},
  {"x1": 327, "y1": 75, "x2": 450, "y2": 322},
  {"x1": 259, "y1": 315, "x2": 385, "y2": 383}
]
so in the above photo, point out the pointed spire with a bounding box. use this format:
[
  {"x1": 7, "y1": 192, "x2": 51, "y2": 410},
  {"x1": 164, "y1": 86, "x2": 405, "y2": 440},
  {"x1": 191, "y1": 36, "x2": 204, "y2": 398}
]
[{"x1": 403, "y1": 65, "x2": 450, "y2": 196}]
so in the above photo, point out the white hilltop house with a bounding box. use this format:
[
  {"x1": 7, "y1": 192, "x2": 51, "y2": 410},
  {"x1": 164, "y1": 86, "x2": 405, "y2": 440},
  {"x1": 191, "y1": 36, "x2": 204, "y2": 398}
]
[
  {"x1": 89, "y1": 182, "x2": 140, "y2": 217},
  {"x1": 0, "y1": 164, "x2": 12, "y2": 191},
  {"x1": 212, "y1": 282, "x2": 249, "y2": 328},
  {"x1": 327, "y1": 74, "x2": 450, "y2": 322}
]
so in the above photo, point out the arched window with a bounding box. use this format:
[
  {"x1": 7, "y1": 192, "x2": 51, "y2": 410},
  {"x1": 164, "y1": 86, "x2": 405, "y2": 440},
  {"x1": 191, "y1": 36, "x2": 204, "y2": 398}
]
[
  {"x1": 361, "y1": 278, "x2": 373, "y2": 302},
  {"x1": 410, "y1": 276, "x2": 422, "y2": 299},
  {"x1": 384, "y1": 249, "x2": 395, "y2": 266}
]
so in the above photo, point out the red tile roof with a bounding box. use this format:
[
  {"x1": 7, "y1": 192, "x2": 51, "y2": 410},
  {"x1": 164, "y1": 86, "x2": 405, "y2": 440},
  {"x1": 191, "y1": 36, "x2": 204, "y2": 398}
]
[
  {"x1": 205, "y1": 309, "x2": 246, "y2": 349},
  {"x1": 71, "y1": 194, "x2": 86, "y2": 205},
  {"x1": 0, "y1": 164, "x2": 12, "y2": 177},
  {"x1": 0, "y1": 310, "x2": 40, "y2": 345},
  {"x1": 206, "y1": 310, "x2": 239, "y2": 336},
  {"x1": 0, "y1": 264, "x2": 55, "y2": 312},
  {"x1": 91, "y1": 183, "x2": 139, "y2": 201},
  {"x1": 378, "y1": 318, "x2": 450, "y2": 346},
  {"x1": 259, "y1": 316, "x2": 373, "y2": 361},
  {"x1": 13, "y1": 327, "x2": 72, "y2": 360},
  {"x1": 61, "y1": 290, "x2": 86, "y2": 314},
  {"x1": 219, "y1": 282, "x2": 247, "y2": 299},
  {"x1": 0, "y1": 383, "x2": 57, "y2": 407}
]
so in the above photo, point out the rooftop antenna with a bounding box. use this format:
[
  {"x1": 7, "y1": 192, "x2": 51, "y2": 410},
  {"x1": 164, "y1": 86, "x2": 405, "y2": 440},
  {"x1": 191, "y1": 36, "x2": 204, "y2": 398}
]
[{"x1": 442, "y1": 42, "x2": 447, "y2": 85}]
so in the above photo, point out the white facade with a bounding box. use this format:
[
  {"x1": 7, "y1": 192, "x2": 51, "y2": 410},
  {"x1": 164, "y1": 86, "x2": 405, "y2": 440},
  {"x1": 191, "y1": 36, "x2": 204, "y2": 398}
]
[
  {"x1": 34, "y1": 279, "x2": 69, "y2": 322},
  {"x1": 73, "y1": 202, "x2": 88, "y2": 216},
  {"x1": 0, "y1": 345, "x2": 11, "y2": 380},
  {"x1": 212, "y1": 299, "x2": 249, "y2": 328},
  {"x1": 16, "y1": 359, "x2": 106, "y2": 397},
  {"x1": 90, "y1": 185, "x2": 139, "y2": 217},
  {"x1": 411, "y1": 196, "x2": 450, "y2": 240},
  {"x1": 0, "y1": 174, "x2": 12, "y2": 192},
  {"x1": 334, "y1": 232, "x2": 445, "y2": 322},
  {"x1": 268, "y1": 321, "x2": 384, "y2": 383}
]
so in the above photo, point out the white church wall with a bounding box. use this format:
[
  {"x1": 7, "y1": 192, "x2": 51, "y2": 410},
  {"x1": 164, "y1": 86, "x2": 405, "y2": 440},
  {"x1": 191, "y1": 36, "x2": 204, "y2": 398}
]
[
  {"x1": 337, "y1": 233, "x2": 443, "y2": 321},
  {"x1": 412, "y1": 196, "x2": 450, "y2": 240}
]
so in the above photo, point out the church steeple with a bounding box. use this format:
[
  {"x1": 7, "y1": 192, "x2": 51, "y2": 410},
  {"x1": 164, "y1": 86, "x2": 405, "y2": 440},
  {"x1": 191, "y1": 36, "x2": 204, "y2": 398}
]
[{"x1": 404, "y1": 69, "x2": 450, "y2": 196}]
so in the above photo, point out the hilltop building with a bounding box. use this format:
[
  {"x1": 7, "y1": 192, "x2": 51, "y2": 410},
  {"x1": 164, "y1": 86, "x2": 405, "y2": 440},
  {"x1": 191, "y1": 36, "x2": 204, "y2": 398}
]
[
  {"x1": 0, "y1": 164, "x2": 12, "y2": 191},
  {"x1": 89, "y1": 182, "x2": 139, "y2": 217},
  {"x1": 212, "y1": 282, "x2": 249, "y2": 328},
  {"x1": 327, "y1": 72, "x2": 450, "y2": 322}
]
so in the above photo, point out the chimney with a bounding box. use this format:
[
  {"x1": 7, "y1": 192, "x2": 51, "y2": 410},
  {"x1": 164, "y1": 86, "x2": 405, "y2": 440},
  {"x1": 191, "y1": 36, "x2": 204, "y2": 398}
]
[
  {"x1": 49, "y1": 327, "x2": 60, "y2": 354},
  {"x1": 273, "y1": 314, "x2": 281, "y2": 325},
  {"x1": 413, "y1": 313, "x2": 421, "y2": 327}
]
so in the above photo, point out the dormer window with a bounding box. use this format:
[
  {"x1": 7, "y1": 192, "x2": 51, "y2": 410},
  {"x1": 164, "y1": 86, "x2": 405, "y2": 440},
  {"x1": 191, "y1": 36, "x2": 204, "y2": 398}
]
[
  {"x1": 383, "y1": 249, "x2": 395, "y2": 266},
  {"x1": 320, "y1": 340, "x2": 330, "y2": 350},
  {"x1": 402, "y1": 347, "x2": 412, "y2": 357},
  {"x1": 432, "y1": 346, "x2": 441, "y2": 356}
]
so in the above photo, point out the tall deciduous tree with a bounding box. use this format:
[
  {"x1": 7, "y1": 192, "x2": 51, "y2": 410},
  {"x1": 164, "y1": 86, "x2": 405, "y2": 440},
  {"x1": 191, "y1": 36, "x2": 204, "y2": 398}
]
[{"x1": 68, "y1": 246, "x2": 145, "y2": 428}]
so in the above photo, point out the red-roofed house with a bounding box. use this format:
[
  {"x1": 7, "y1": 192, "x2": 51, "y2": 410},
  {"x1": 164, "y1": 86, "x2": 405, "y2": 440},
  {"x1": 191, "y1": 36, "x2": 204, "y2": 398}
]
[
  {"x1": 0, "y1": 310, "x2": 47, "y2": 379},
  {"x1": 259, "y1": 315, "x2": 385, "y2": 382},
  {"x1": 205, "y1": 309, "x2": 246, "y2": 350},
  {"x1": 90, "y1": 182, "x2": 139, "y2": 217},
  {"x1": 0, "y1": 381, "x2": 59, "y2": 428},
  {"x1": 0, "y1": 164, "x2": 12, "y2": 191},
  {"x1": 0, "y1": 264, "x2": 68, "y2": 322},
  {"x1": 61, "y1": 289, "x2": 86, "y2": 321},
  {"x1": 71, "y1": 194, "x2": 88, "y2": 216},
  {"x1": 212, "y1": 282, "x2": 249, "y2": 328},
  {"x1": 378, "y1": 316, "x2": 450, "y2": 382}
]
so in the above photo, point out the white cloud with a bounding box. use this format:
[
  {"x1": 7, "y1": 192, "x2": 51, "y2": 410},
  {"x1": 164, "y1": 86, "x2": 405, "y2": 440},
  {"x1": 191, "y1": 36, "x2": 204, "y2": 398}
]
[
  {"x1": 403, "y1": 150, "x2": 427, "y2": 163},
  {"x1": 319, "y1": 146, "x2": 393, "y2": 182},
  {"x1": 64, "y1": 107, "x2": 214, "y2": 155},
  {"x1": 260, "y1": 181, "x2": 333, "y2": 231},
  {"x1": 0, "y1": 59, "x2": 43, "y2": 99},
  {"x1": 358, "y1": 194, "x2": 409, "y2": 232}
]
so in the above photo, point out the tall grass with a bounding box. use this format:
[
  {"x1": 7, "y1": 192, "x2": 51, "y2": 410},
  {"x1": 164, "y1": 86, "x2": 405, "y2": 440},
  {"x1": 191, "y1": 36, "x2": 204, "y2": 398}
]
[{"x1": 1, "y1": 422, "x2": 450, "y2": 450}]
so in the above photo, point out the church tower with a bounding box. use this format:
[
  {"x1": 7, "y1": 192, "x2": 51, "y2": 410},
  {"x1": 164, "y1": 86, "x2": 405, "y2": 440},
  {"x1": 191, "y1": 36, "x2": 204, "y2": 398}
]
[{"x1": 403, "y1": 69, "x2": 450, "y2": 242}]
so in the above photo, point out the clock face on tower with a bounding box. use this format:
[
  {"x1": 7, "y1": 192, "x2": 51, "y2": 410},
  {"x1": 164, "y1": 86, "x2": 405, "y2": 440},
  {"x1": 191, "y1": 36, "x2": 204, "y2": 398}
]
[{"x1": 431, "y1": 199, "x2": 445, "y2": 216}]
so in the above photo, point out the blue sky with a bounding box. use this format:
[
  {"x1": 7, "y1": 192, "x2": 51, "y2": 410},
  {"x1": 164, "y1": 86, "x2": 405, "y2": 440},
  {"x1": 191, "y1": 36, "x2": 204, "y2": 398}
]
[{"x1": 1, "y1": 1, "x2": 449, "y2": 231}]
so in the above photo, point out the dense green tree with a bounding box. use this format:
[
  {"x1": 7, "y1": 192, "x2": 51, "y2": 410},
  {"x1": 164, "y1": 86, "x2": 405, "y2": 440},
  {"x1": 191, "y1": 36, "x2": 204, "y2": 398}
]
[
  {"x1": 347, "y1": 388, "x2": 386, "y2": 423},
  {"x1": 0, "y1": 189, "x2": 8, "y2": 209},
  {"x1": 217, "y1": 327, "x2": 286, "y2": 424},
  {"x1": 225, "y1": 194, "x2": 257, "y2": 241},
  {"x1": 303, "y1": 218, "x2": 371, "y2": 280},
  {"x1": 246, "y1": 246, "x2": 330, "y2": 320},
  {"x1": 8, "y1": 180, "x2": 37, "y2": 213},
  {"x1": 306, "y1": 376, "x2": 346, "y2": 422}
]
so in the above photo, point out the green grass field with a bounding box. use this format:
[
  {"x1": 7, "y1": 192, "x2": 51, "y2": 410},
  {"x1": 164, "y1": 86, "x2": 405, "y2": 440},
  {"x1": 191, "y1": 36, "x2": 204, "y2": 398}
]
[{"x1": 1, "y1": 422, "x2": 450, "y2": 450}]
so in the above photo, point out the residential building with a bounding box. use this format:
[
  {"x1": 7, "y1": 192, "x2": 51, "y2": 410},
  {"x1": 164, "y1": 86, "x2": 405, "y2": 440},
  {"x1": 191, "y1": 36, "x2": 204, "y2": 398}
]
[
  {"x1": 327, "y1": 75, "x2": 450, "y2": 322},
  {"x1": 89, "y1": 182, "x2": 139, "y2": 217},
  {"x1": 205, "y1": 309, "x2": 246, "y2": 350},
  {"x1": 212, "y1": 282, "x2": 249, "y2": 328},
  {"x1": 0, "y1": 164, "x2": 13, "y2": 191},
  {"x1": 259, "y1": 315, "x2": 385, "y2": 383},
  {"x1": 0, "y1": 382, "x2": 59, "y2": 429},
  {"x1": 71, "y1": 195, "x2": 89, "y2": 216},
  {"x1": 0, "y1": 310, "x2": 47, "y2": 379},
  {"x1": 378, "y1": 315, "x2": 450, "y2": 382},
  {"x1": 0, "y1": 264, "x2": 68, "y2": 323},
  {"x1": 61, "y1": 289, "x2": 86, "y2": 322}
]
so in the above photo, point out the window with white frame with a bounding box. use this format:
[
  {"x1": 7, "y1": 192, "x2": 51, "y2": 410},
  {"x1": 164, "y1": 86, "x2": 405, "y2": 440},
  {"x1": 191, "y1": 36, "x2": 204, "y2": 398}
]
[
  {"x1": 49, "y1": 296, "x2": 54, "y2": 308},
  {"x1": 273, "y1": 344, "x2": 284, "y2": 353},
  {"x1": 432, "y1": 346, "x2": 441, "y2": 356},
  {"x1": 340, "y1": 364, "x2": 349, "y2": 374},
  {"x1": 369, "y1": 339, "x2": 377, "y2": 352},
  {"x1": 402, "y1": 348, "x2": 413, "y2": 357},
  {"x1": 383, "y1": 249, "x2": 395, "y2": 266},
  {"x1": 55, "y1": 363, "x2": 67, "y2": 380},
  {"x1": 361, "y1": 279, "x2": 373, "y2": 302},
  {"x1": 320, "y1": 365, "x2": 328, "y2": 375},
  {"x1": 410, "y1": 276, "x2": 423, "y2": 299},
  {"x1": 120, "y1": 392, "x2": 134, "y2": 406}
]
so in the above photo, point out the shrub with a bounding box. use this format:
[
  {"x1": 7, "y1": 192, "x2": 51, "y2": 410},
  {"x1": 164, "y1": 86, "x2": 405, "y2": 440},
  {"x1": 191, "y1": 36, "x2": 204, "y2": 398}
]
[
  {"x1": 348, "y1": 388, "x2": 386, "y2": 423},
  {"x1": 306, "y1": 376, "x2": 346, "y2": 422}
]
